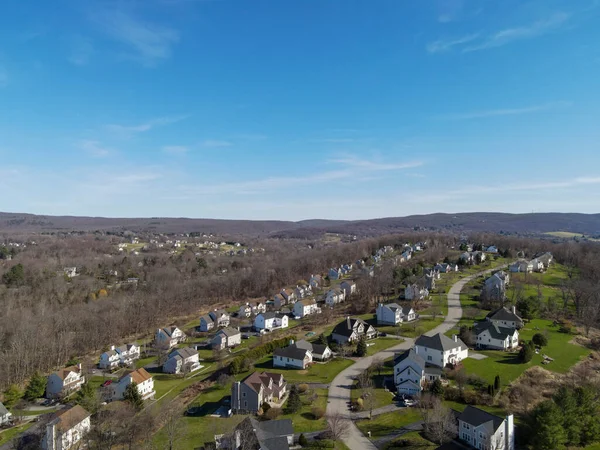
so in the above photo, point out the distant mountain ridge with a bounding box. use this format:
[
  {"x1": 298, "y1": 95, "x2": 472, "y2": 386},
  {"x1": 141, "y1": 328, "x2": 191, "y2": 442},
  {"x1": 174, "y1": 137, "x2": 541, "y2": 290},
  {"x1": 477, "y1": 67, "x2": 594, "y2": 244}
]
[{"x1": 0, "y1": 211, "x2": 599, "y2": 237}]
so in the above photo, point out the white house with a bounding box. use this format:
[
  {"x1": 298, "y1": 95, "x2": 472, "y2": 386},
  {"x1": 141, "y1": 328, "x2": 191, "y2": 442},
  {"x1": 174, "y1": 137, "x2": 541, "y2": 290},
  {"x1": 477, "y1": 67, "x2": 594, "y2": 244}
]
[
  {"x1": 482, "y1": 271, "x2": 510, "y2": 300},
  {"x1": 376, "y1": 303, "x2": 403, "y2": 325},
  {"x1": 424, "y1": 267, "x2": 441, "y2": 280},
  {"x1": 393, "y1": 349, "x2": 442, "y2": 396},
  {"x1": 414, "y1": 333, "x2": 468, "y2": 368},
  {"x1": 115, "y1": 343, "x2": 140, "y2": 366},
  {"x1": 211, "y1": 327, "x2": 242, "y2": 350},
  {"x1": 486, "y1": 246, "x2": 499, "y2": 254},
  {"x1": 98, "y1": 348, "x2": 121, "y2": 370},
  {"x1": 530, "y1": 258, "x2": 545, "y2": 272},
  {"x1": 273, "y1": 345, "x2": 313, "y2": 369},
  {"x1": 473, "y1": 322, "x2": 519, "y2": 351},
  {"x1": 340, "y1": 280, "x2": 357, "y2": 296},
  {"x1": 252, "y1": 302, "x2": 267, "y2": 315},
  {"x1": 435, "y1": 263, "x2": 459, "y2": 273},
  {"x1": 405, "y1": 284, "x2": 429, "y2": 301},
  {"x1": 209, "y1": 309, "x2": 230, "y2": 327},
  {"x1": 402, "y1": 306, "x2": 417, "y2": 322},
  {"x1": 63, "y1": 267, "x2": 78, "y2": 278},
  {"x1": 294, "y1": 339, "x2": 332, "y2": 361},
  {"x1": 46, "y1": 364, "x2": 85, "y2": 399},
  {"x1": 309, "y1": 274, "x2": 322, "y2": 289},
  {"x1": 163, "y1": 347, "x2": 201, "y2": 374},
  {"x1": 486, "y1": 306, "x2": 524, "y2": 329},
  {"x1": 0, "y1": 402, "x2": 12, "y2": 426},
  {"x1": 458, "y1": 406, "x2": 514, "y2": 450},
  {"x1": 325, "y1": 288, "x2": 346, "y2": 306},
  {"x1": 293, "y1": 298, "x2": 319, "y2": 318},
  {"x1": 254, "y1": 312, "x2": 289, "y2": 331},
  {"x1": 155, "y1": 326, "x2": 185, "y2": 349},
  {"x1": 328, "y1": 268, "x2": 342, "y2": 280},
  {"x1": 294, "y1": 285, "x2": 312, "y2": 299},
  {"x1": 199, "y1": 314, "x2": 215, "y2": 332},
  {"x1": 281, "y1": 288, "x2": 296, "y2": 304},
  {"x1": 331, "y1": 317, "x2": 377, "y2": 344},
  {"x1": 509, "y1": 260, "x2": 533, "y2": 273},
  {"x1": 239, "y1": 303, "x2": 252, "y2": 318},
  {"x1": 42, "y1": 405, "x2": 90, "y2": 450},
  {"x1": 112, "y1": 368, "x2": 155, "y2": 401}
]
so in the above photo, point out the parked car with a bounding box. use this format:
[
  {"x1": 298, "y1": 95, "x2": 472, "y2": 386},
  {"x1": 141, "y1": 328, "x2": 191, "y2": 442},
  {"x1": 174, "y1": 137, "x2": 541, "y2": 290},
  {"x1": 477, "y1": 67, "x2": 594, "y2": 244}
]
[{"x1": 403, "y1": 399, "x2": 416, "y2": 407}]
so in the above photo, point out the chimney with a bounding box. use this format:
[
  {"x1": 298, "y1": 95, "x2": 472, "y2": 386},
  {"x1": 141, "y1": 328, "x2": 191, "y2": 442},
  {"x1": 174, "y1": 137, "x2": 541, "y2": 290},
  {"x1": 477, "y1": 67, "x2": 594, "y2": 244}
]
[
  {"x1": 453, "y1": 335, "x2": 458, "y2": 342},
  {"x1": 512, "y1": 305, "x2": 516, "y2": 314},
  {"x1": 77, "y1": 363, "x2": 82, "y2": 372},
  {"x1": 289, "y1": 339, "x2": 294, "y2": 346},
  {"x1": 414, "y1": 346, "x2": 418, "y2": 354},
  {"x1": 505, "y1": 414, "x2": 514, "y2": 450},
  {"x1": 110, "y1": 345, "x2": 115, "y2": 351}
]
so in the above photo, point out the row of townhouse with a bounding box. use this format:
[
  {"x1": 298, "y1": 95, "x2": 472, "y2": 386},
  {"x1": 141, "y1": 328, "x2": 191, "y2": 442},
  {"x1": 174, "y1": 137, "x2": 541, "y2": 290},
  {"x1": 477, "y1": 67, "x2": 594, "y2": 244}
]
[
  {"x1": 98, "y1": 343, "x2": 141, "y2": 370},
  {"x1": 200, "y1": 309, "x2": 231, "y2": 332},
  {"x1": 509, "y1": 252, "x2": 553, "y2": 273}
]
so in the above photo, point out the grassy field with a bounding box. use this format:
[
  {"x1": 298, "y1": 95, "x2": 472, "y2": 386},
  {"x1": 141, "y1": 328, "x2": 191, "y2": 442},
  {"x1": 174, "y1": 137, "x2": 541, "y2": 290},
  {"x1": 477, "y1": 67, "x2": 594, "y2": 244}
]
[
  {"x1": 366, "y1": 338, "x2": 404, "y2": 355},
  {"x1": 351, "y1": 382, "x2": 395, "y2": 410},
  {"x1": 462, "y1": 319, "x2": 589, "y2": 385},
  {"x1": 0, "y1": 423, "x2": 34, "y2": 446},
  {"x1": 355, "y1": 409, "x2": 422, "y2": 438},
  {"x1": 380, "y1": 431, "x2": 436, "y2": 450},
  {"x1": 252, "y1": 357, "x2": 355, "y2": 384}
]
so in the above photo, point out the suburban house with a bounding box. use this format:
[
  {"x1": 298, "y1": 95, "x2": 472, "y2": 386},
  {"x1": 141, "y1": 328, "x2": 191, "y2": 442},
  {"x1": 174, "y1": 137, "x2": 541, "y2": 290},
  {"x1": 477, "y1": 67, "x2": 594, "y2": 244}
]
[
  {"x1": 252, "y1": 302, "x2": 267, "y2": 315},
  {"x1": 401, "y1": 250, "x2": 412, "y2": 261},
  {"x1": 486, "y1": 306, "x2": 524, "y2": 329},
  {"x1": 435, "y1": 263, "x2": 459, "y2": 273},
  {"x1": 239, "y1": 303, "x2": 252, "y2": 318},
  {"x1": 294, "y1": 339, "x2": 332, "y2": 361},
  {"x1": 155, "y1": 326, "x2": 186, "y2": 349},
  {"x1": 486, "y1": 245, "x2": 499, "y2": 254},
  {"x1": 63, "y1": 267, "x2": 78, "y2": 278},
  {"x1": 536, "y1": 252, "x2": 553, "y2": 268},
  {"x1": 482, "y1": 271, "x2": 510, "y2": 300},
  {"x1": 509, "y1": 259, "x2": 533, "y2": 273},
  {"x1": 273, "y1": 293, "x2": 287, "y2": 309},
  {"x1": 340, "y1": 280, "x2": 357, "y2": 296},
  {"x1": 342, "y1": 263, "x2": 353, "y2": 274},
  {"x1": 325, "y1": 288, "x2": 346, "y2": 306},
  {"x1": 457, "y1": 406, "x2": 515, "y2": 450},
  {"x1": 402, "y1": 306, "x2": 417, "y2": 322},
  {"x1": 209, "y1": 309, "x2": 230, "y2": 327},
  {"x1": 293, "y1": 298, "x2": 319, "y2": 318},
  {"x1": 215, "y1": 417, "x2": 294, "y2": 450},
  {"x1": 530, "y1": 258, "x2": 545, "y2": 272},
  {"x1": 424, "y1": 267, "x2": 441, "y2": 280},
  {"x1": 98, "y1": 348, "x2": 121, "y2": 370},
  {"x1": 295, "y1": 284, "x2": 312, "y2": 299},
  {"x1": 211, "y1": 327, "x2": 242, "y2": 350},
  {"x1": 414, "y1": 333, "x2": 468, "y2": 368},
  {"x1": 460, "y1": 251, "x2": 486, "y2": 264},
  {"x1": 163, "y1": 347, "x2": 201, "y2": 374},
  {"x1": 273, "y1": 344, "x2": 313, "y2": 369},
  {"x1": 281, "y1": 289, "x2": 296, "y2": 304},
  {"x1": 254, "y1": 312, "x2": 289, "y2": 331},
  {"x1": 115, "y1": 343, "x2": 140, "y2": 366},
  {"x1": 424, "y1": 273, "x2": 436, "y2": 291},
  {"x1": 405, "y1": 283, "x2": 429, "y2": 301},
  {"x1": 231, "y1": 372, "x2": 287, "y2": 414},
  {"x1": 46, "y1": 364, "x2": 85, "y2": 399},
  {"x1": 199, "y1": 314, "x2": 216, "y2": 332},
  {"x1": 0, "y1": 402, "x2": 12, "y2": 426},
  {"x1": 376, "y1": 303, "x2": 417, "y2": 325},
  {"x1": 331, "y1": 317, "x2": 377, "y2": 344},
  {"x1": 328, "y1": 267, "x2": 342, "y2": 280},
  {"x1": 393, "y1": 349, "x2": 442, "y2": 396},
  {"x1": 112, "y1": 368, "x2": 155, "y2": 401},
  {"x1": 473, "y1": 322, "x2": 519, "y2": 351},
  {"x1": 309, "y1": 274, "x2": 322, "y2": 289},
  {"x1": 41, "y1": 405, "x2": 90, "y2": 450}
]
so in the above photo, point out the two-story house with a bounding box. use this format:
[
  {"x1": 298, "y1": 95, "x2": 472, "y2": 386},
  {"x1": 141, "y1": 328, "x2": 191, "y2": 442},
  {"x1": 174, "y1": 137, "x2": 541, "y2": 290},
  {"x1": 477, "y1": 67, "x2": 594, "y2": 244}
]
[
  {"x1": 509, "y1": 259, "x2": 533, "y2": 273},
  {"x1": 482, "y1": 271, "x2": 510, "y2": 300},
  {"x1": 331, "y1": 317, "x2": 377, "y2": 344},
  {"x1": 293, "y1": 299, "x2": 319, "y2": 318},
  {"x1": 309, "y1": 274, "x2": 322, "y2": 289},
  {"x1": 393, "y1": 349, "x2": 442, "y2": 396},
  {"x1": 254, "y1": 312, "x2": 289, "y2": 331},
  {"x1": 162, "y1": 347, "x2": 201, "y2": 374},
  {"x1": 414, "y1": 333, "x2": 468, "y2": 368},
  {"x1": 281, "y1": 289, "x2": 296, "y2": 304},
  {"x1": 325, "y1": 288, "x2": 346, "y2": 306},
  {"x1": 328, "y1": 268, "x2": 342, "y2": 280},
  {"x1": 294, "y1": 285, "x2": 312, "y2": 299},
  {"x1": 376, "y1": 303, "x2": 417, "y2": 325},
  {"x1": 231, "y1": 372, "x2": 287, "y2": 414},
  {"x1": 155, "y1": 326, "x2": 185, "y2": 349},
  {"x1": 209, "y1": 309, "x2": 230, "y2": 327},
  {"x1": 340, "y1": 280, "x2": 357, "y2": 297},
  {"x1": 41, "y1": 405, "x2": 90, "y2": 450},
  {"x1": 115, "y1": 343, "x2": 140, "y2": 366},
  {"x1": 0, "y1": 402, "x2": 12, "y2": 426},
  {"x1": 98, "y1": 348, "x2": 121, "y2": 370},
  {"x1": 273, "y1": 345, "x2": 313, "y2": 369},
  {"x1": 46, "y1": 364, "x2": 85, "y2": 399},
  {"x1": 216, "y1": 417, "x2": 294, "y2": 450},
  {"x1": 199, "y1": 314, "x2": 216, "y2": 332},
  {"x1": 458, "y1": 406, "x2": 514, "y2": 450},
  {"x1": 473, "y1": 322, "x2": 519, "y2": 351},
  {"x1": 273, "y1": 293, "x2": 287, "y2": 309},
  {"x1": 112, "y1": 368, "x2": 155, "y2": 401},
  {"x1": 239, "y1": 303, "x2": 252, "y2": 318},
  {"x1": 294, "y1": 339, "x2": 332, "y2": 361},
  {"x1": 405, "y1": 283, "x2": 429, "y2": 301},
  {"x1": 486, "y1": 306, "x2": 524, "y2": 329},
  {"x1": 212, "y1": 327, "x2": 242, "y2": 350}
]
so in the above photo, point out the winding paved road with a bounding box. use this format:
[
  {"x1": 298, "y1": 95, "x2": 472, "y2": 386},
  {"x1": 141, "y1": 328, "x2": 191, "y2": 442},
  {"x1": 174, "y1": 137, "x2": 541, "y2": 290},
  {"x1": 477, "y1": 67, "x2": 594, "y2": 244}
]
[{"x1": 326, "y1": 267, "x2": 503, "y2": 450}]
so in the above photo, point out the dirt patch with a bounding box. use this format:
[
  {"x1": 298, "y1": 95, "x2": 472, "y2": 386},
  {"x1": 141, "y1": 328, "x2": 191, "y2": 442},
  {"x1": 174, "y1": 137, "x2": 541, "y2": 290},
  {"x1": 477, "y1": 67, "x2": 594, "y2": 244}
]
[{"x1": 296, "y1": 370, "x2": 309, "y2": 375}]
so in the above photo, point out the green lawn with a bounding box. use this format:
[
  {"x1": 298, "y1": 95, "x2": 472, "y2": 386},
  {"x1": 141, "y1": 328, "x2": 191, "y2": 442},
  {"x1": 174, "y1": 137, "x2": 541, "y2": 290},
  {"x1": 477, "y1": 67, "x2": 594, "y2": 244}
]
[
  {"x1": 366, "y1": 338, "x2": 404, "y2": 355},
  {"x1": 355, "y1": 409, "x2": 422, "y2": 438},
  {"x1": 0, "y1": 423, "x2": 34, "y2": 446},
  {"x1": 135, "y1": 355, "x2": 156, "y2": 369},
  {"x1": 279, "y1": 388, "x2": 329, "y2": 433},
  {"x1": 351, "y1": 383, "x2": 395, "y2": 410},
  {"x1": 462, "y1": 319, "x2": 590, "y2": 385},
  {"x1": 17, "y1": 408, "x2": 58, "y2": 416},
  {"x1": 381, "y1": 431, "x2": 436, "y2": 450},
  {"x1": 252, "y1": 357, "x2": 354, "y2": 384}
]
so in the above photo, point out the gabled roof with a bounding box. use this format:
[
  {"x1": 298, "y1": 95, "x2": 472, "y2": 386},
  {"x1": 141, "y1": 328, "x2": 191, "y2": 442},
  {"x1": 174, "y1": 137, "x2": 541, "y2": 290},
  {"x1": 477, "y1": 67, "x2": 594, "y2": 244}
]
[
  {"x1": 163, "y1": 326, "x2": 180, "y2": 336},
  {"x1": 200, "y1": 314, "x2": 214, "y2": 324},
  {"x1": 0, "y1": 402, "x2": 9, "y2": 416},
  {"x1": 168, "y1": 347, "x2": 197, "y2": 360},
  {"x1": 50, "y1": 405, "x2": 90, "y2": 432},
  {"x1": 124, "y1": 368, "x2": 152, "y2": 384},
  {"x1": 240, "y1": 371, "x2": 285, "y2": 394},
  {"x1": 332, "y1": 317, "x2": 373, "y2": 337},
  {"x1": 216, "y1": 327, "x2": 241, "y2": 337},
  {"x1": 402, "y1": 306, "x2": 414, "y2": 316},
  {"x1": 458, "y1": 406, "x2": 505, "y2": 433},
  {"x1": 486, "y1": 306, "x2": 522, "y2": 323},
  {"x1": 297, "y1": 298, "x2": 316, "y2": 306},
  {"x1": 415, "y1": 333, "x2": 467, "y2": 352},
  {"x1": 393, "y1": 349, "x2": 425, "y2": 368},
  {"x1": 274, "y1": 345, "x2": 310, "y2": 360},
  {"x1": 383, "y1": 303, "x2": 401, "y2": 312},
  {"x1": 473, "y1": 321, "x2": 517, "y2": 340},
  {"x1": 236, "y1": 417, "x2": 294, "y2": 450},
  {"x1": 53, "y1": 365, "x2": 81, "y2": 381},
  {"x1": 260, "y1": 311, "x2": 280, "y2": 320}
]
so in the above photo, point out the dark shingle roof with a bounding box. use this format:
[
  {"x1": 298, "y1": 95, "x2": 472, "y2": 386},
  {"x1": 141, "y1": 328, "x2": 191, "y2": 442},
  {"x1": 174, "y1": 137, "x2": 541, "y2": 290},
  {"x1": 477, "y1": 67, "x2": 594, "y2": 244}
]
[
  {"x1": 274, "y1": 345, "x2": 310, "y2": 360},
  {"x1": 217, "y1": 327, "x2": 240, "y2": 337},
  {"x1": 332, "y1": 317, "x2": 372, "y2": 337},
  {"x1": 473, "y1": 321, "x2": 517, "y2": 340},
  {"x1": 0, "y1": 402, "x2": 9, "y2": 416},
  {"x1": 168, "y1": 347, "x2": 197, "y2": 360},
  {"x1": 294, "y1": 339, "x2": 329, "y2": 356},
  {"x1": 415, "y1": 333, "x2": 467, "y2": 352},
  {"x1": 458, "y1": 405, "x2": 505, "y2": 432},
  {"x1": 235, "y1": 418, "x2": 293, "y2": 450},
  {"x1": 486, "y1": 307, "x2": 522, "y2": 323},
  {"x1": 393, "y1": 349, "x2": 425, "y2": 368}
]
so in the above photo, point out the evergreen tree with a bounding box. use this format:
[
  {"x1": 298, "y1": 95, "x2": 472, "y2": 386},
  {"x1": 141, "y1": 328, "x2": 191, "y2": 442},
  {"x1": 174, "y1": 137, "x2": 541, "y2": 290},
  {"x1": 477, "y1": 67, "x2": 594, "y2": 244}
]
[
  {"x1": 3, "y1": 384, "x2": 23, "y2": 409},
  {"x1": 532, "y1": 333, "x2": 548, "y2": 347},
  {"x1": 24, "y1": 371, "x2": 47, "y2": 400},
  {"x1": 2, "y1": 263, "x2": 24, "y2": 287},
  {"x1": 553, "y1": 386, "x2": 581, "y2": 446},
  {"x1": 430, "y1": 379, "x2": 444, "y2": 397},
  {"x1": 519, "y1": 341, "x2": 534, "y2": 363},
  {"x1": 356, "y1": 336, "x2": 367, "y2": 357},
  {"x1": 123, "y1": 382, "x2": 144, "y2": 411},
  {"x1": 494, "y1": 375, "x2": 501, "y2": 392},
  {"x1": 530, "y1": 400, "x2": 567, "y2": 450},
  {"x1": 286, "y1": 385, "x2": 302, "y2": 414},
  {"x1": 298, "y1": 433, "x2": 308, "y2": 447},
  {"x1": 316, "y1": 334, "x2": 327, "y2": 346},
  {"x1": 575, "y1": 386, "x2": 600, "y2": 445},
  {"x1": 76, "y1": 381, "x2": 99, "y2": 414}
]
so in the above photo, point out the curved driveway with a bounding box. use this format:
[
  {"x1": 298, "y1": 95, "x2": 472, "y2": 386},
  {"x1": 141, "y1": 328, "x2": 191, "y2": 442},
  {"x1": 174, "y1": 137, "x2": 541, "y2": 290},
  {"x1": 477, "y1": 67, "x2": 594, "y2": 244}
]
[{"x1": 326, "y1": 267, "x2": 503, "y2": 450}]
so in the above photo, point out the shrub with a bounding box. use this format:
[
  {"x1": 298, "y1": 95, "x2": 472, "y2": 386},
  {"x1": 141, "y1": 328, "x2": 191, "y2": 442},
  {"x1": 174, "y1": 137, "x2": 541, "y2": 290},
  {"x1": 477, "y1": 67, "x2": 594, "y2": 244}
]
[
  {"x1": 261, "y1": 402, "x2": 271, "y2": 414},
  {"x1": 443, "y1": 386, "x2": 462, "y2": 402},
  {"x1": 312, "y1": 406, "x2": 326, "y2": 419},
  {"x1": 519, "y1": 341, "x2": 535, "y2": 363},
  {"x1": 298, "y1": 433, "x2": 308, "y2": 447},
  {"x1": 467, "y1": 374, "x2": 487, "y2": 390},
  {"x1": 532, "y1": 333, "x2": 548, "y2": 347},
  {"x1": 430, "y1": 379, "x2": 444, "y2": 397},
  {"x1": 355, "y1": 397, "x2": 364, "y2": 410},
  {"x1": 558, "y1": 321, "x2": 573, "y2": 334},
  {"x1": 265, "y1": 407, "x2": 282, "y2": 420},
  {"x1": 298, "y1": 384, "x2": 309, "y2": 394}
]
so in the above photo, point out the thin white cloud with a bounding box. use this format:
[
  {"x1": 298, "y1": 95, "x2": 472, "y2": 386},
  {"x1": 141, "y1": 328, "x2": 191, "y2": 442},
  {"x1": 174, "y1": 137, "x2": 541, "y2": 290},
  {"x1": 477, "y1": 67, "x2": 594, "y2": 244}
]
[
  {"x1": 68, "y1": 36, "x2": 94, "y2": 66},
  {"x1": 0, "y1": 67, "x2": 8, "y2": 88},
  {"x1": 78, "y1": 140, "x2": 113, "y2": 157},
  {"x1": 163, "y1": 145, "x2": 189, "y2": 154},
  {"x1": 426, "y1": 34, "x2": 479, "y2": 53},
  {"x1": 437, "y1": 101, "x2": 571, "y2": 120},
  {"x1": 330, "y1": 156, "x2": 424, "y2": 171},
  {"x1": 106, "y1": 115, "x2": 187, "y2": 136},
  {"x1": 427, "y1": 12, "x2": 571, "y2": 54},
  {"x1": 201, "y1": 140, "x2": 233, "y2": 148},
  {"x1": 92, "y1": 9, "x2": 179, "y2": 67}
]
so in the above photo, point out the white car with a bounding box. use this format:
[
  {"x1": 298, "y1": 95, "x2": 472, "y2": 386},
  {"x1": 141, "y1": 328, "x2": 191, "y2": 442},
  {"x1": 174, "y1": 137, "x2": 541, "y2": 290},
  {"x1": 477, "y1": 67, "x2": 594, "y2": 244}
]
[{"x1": 403, "y1": 399, "x2": 416, "y2": 407}]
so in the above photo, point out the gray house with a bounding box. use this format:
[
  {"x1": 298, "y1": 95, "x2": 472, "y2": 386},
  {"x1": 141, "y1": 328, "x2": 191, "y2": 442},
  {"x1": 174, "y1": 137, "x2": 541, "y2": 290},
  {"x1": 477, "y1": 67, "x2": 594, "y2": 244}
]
[
  {"x1": 0, "y1": 402, "x2": 12, "y2": 426},
  {"x1": 217, "y1": 417, "x2": 294, "y2": 450},
  {"x1": 231, "y1": 372, "x2": 287, "y2": 414},
  {"x1": 331, "y1": 317, "x2": 377, "y2": 344},
  {"x1": 458, "y1": 406, "x2": 515, "y2": 450}
]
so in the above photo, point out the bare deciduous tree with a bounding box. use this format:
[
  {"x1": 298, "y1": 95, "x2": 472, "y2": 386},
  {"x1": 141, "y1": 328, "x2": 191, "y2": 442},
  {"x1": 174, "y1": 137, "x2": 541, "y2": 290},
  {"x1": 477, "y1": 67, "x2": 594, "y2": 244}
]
[
  {"x1": 326, "y1": 411, "x2": 351, "y2": 442},
  {"x1": 419, "y1": 393, "x2": 457, "y2": 445}
]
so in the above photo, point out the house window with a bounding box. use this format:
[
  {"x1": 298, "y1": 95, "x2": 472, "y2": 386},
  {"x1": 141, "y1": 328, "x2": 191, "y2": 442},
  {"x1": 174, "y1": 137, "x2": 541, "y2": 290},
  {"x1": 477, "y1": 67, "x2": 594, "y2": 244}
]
[
  {"x1": 428, "y1": 356, "x2": 432, "y2": 361},
  {"x1": 244, "y1": 401, "x2": 247, "y2": 407},
  {"x1": 242, "y1": 393, "x2": 246, "y2": 397}
]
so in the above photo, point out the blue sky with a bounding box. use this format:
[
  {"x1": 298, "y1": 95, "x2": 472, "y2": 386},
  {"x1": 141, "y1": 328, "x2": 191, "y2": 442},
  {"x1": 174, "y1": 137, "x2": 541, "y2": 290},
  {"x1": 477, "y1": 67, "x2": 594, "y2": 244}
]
[{"x1": 1, "y1": 0, "x2": 599, "y2": 220}]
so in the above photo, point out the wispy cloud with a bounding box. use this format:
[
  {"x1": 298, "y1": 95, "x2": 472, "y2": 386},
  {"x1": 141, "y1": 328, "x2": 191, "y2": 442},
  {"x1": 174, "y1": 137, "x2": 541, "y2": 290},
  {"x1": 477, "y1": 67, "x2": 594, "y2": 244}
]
[
  {"x1": 92, "y1": 9, "x2": 179, "y2": 67},
  {"x1": 428, "y1": 12, "x2": 571, "y2": 54},
  {"x1": 78, "y1": 140, "x2": 113, "y2": 157},
  {"x1": 201, "y1": 140, "x2": 233, "y2": 148},
  {"x1": 437, "y1": 101, "x2": 571, "y2": 120},
  {"x1": 106, "y1": 115, "x2": 187, "y2": 136},
  {"x1": 330, "y1": 156, "x2": 424, "y2": 171},
  {"x1": 68, "y1": 36, "x2": 94, "y2": 66},
  {"x1": 163, "y1": 145, "x2": 189, "y2": 154},
  {"x1": 0, "y1": 67, "x2": 8, "y2": 88}
]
